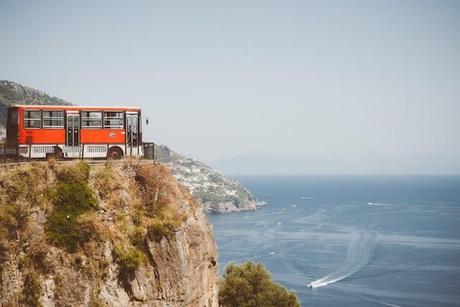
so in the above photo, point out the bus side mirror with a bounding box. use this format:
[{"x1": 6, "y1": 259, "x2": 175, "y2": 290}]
[{"x1": 145, "y1": 117, "x2": 149, "y2": 125}]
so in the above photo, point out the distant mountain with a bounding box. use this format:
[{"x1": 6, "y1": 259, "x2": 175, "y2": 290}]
[
  {"x1": 0, "y1": 80, "x2": 71, "y2": 128},
  {"x1": 0, "y1": 80, "x2": 262, "y2": 213}
]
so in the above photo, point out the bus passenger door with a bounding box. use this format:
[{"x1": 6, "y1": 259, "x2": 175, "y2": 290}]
[
  {"x1": 126, "y1": 113, "x2": 139, "y2": 145},
  {"x1": 126, "y1": 113, "x2": 139, "y2": 155},
  {"x1": 66, "y1": 113, "x2": 80, "y2": 147}
]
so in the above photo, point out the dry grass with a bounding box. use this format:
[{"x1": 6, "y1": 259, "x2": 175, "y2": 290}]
[
  {"x1": 92, "y1": 162, "x2": 121, "y2": 200},
  {"x1": 135, "y1": 164, "x2": 186, "y2": 219}
]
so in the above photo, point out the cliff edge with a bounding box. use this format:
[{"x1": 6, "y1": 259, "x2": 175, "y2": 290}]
[
  {"x1": 0, "y1": 80, "x2": 262, "y2": 214},
  {"x1": 0, "y1": 161, "x2": 219, "y2": 306}
]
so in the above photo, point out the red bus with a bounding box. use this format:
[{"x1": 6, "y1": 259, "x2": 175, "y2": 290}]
[{"x1": 6, "y1": 105, "x2": 145, "y2": 159}]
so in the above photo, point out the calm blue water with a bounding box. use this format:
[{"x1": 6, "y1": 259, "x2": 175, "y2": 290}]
[{"x1": 208, "y1": 176, "x2": 460, "y2": 307}]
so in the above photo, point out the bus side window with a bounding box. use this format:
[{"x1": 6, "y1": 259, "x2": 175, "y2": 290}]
[
  {"x1": 43, "y1": 110, "x2": 64, "y2": 128},
  {"x1": 82, "y1": 111, "x2": 102, "y2": 128},
  {"x1": 24, "y1": 110, "x2": 42, "y2": 128},
  {"x1": 104, "y1": 111, "x2": 124, "y2": 129}
]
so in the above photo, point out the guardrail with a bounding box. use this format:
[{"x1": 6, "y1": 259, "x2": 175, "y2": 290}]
[{"x1": 0, "y1": 142, "x2": 155, "y2": 163}]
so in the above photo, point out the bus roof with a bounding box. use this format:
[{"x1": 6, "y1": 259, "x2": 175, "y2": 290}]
[{"x1": 13, "y1": 105, "x2": 141, "y2": 111}]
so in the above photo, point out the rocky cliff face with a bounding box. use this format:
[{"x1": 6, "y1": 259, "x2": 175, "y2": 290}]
[{"x1": 0, "y1": 161, "x2": 219, "y2": 306}]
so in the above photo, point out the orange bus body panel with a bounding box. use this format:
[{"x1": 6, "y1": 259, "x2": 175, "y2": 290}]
[
  {"x1": 80, "y1": 129, "x2": 125, "y2": 144},
  {"x1": 16, "y1": 105, "x2": 141, "y2": 145},
  {"x1": 19, "y1": 129, "x2": 66, "y2": 144}
]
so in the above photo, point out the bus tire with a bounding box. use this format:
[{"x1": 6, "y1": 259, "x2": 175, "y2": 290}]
[
  {"x1": 107, "y1": 147, "x2": 123, "y2": 160},
  {"x1": 46, "y1": 147, "x2": 63, "y2": 160},
  {"x1": 53, "y1": 146, "x2": 63, "y2": 159}
]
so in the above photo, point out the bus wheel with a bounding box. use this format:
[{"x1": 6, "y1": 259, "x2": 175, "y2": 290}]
[
  {"x1": 53, "y1": 147, "x2": 63, "y2": 159},
  {"x1": 107, "y1": 147, "x2": 123, "y2": 160},
  {"x1": 47, "y1": 147, "x2": 63, "y2": 160}
]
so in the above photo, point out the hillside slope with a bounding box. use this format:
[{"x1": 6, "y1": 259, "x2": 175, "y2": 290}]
[
  {"x1": 0, "y1": 80, "x2": 71, "y2": 128},
  {"x1": 155, "y1": 145, "x2": 262, "y2": 213},
  {"x1": 0, "y1": 80, "x2": 262, "y2": 213},
  {"x1": 0, "y1": 161, "x2": 219, "y2": 306}
]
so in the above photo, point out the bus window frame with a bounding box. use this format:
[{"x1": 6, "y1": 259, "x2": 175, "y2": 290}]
[
  {"x1": 81, "y1": 111, "x2": 103, "y2": 129},
  {"x1": 103, "y1": 111, "x2": 124, "y2": 129},
  {"x1": 42, "y1": 110, "x2": 65, "y2": 129},
  {"x1": 24, "y1": 109, "x2": 42, "y2": 129}
]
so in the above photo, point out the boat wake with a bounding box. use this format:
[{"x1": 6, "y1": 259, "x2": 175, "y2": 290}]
[{"x1": 308, "y1": 230, "x2": 376, "y2": 288}]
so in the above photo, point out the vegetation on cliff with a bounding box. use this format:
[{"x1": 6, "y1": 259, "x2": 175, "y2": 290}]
[
  {"x1": 0, "y1": 160, "x2": 218, "y2": 306},
  {"x1": 219, "y1": 262, "x2": 300, "y2": 307},
  {"x1": 45, "y1": 161, "x2": 97, "y2": 252}
]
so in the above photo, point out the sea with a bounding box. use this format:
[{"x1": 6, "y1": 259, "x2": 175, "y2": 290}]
[{"x1": 207, "y1": 175, "x2": 460, "y2": 307}]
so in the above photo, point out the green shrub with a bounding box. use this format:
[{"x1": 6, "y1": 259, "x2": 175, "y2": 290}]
[
  {"x1": 146, "y1": 219, "x2": 175, "y2": 241},
  {"x1": 129, "y1": 226, "x2": 146, "y2": 249},
  {"x1": 219, "y1": 262, "x2": 300, "y2": 307},
  {"x1": 113, "y1": 245, "x2": 145, "y2": 277},
  {"x1": 77, "y1": 161, "x2": 91, "y2": 181},
  {"x1": 45, "y1": 181, "x2": 97, "y2": 252},
  {"x1": 54, "y1": 182, "x2": 97, "y2": 214},
  {"x1": 54, "y1": 161, "x2": 90, "y2": 184}
]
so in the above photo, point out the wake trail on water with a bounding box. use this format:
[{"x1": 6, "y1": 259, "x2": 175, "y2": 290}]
[{"x1": 308, "y1": 231, "x2": 376, "y2": 288}]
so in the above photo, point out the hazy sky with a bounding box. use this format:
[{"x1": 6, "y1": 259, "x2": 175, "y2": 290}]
[{"x1": 1, "y1": 0, "x2": 459, "y2": 174}]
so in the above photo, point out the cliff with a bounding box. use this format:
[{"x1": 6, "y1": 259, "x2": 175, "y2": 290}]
[
  {"x1": 0, "y1": 161, "x2": 219, "y2": 306},
  {"x1": 0, "y1": 80, "x2": 262, "y2": 213}
]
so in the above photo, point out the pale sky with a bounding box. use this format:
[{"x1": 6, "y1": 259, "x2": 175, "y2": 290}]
[{"x1": 1, "y1": 0, "x2": 459, "y2": 174}]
